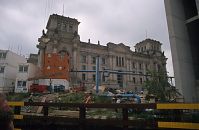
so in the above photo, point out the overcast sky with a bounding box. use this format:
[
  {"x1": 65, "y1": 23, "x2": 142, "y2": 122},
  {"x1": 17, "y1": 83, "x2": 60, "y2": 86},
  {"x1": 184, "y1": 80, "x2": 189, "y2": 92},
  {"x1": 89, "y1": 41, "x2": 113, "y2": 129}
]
[{"x1": 0, "y1": 0, "x2": 174, "y2": 76}]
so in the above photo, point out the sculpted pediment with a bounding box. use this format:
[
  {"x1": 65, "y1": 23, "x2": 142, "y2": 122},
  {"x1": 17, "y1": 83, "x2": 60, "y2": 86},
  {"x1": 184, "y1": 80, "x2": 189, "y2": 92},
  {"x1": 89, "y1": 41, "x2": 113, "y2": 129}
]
[{"x1": 107, "y1": 42, "x2": 130, "y2": 53}]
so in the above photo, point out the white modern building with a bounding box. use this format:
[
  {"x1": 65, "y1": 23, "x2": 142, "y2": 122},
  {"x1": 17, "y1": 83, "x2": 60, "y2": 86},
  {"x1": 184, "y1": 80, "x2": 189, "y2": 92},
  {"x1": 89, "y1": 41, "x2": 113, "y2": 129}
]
[
  {"x1": 0, "y1": 50, "x2": 26, "y2": 93},
  {"x1": 15, "y1": 63, "x2": 39, "y2": 93}
]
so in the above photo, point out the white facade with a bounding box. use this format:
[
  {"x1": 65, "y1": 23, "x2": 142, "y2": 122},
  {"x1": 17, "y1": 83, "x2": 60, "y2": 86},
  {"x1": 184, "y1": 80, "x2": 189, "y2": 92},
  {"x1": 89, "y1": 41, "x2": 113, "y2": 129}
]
[
  {"x1": 39, "y1": 79, "x2": 69, "y2": 91},
  {"x1": 0, "y1": 50, "x2": 27, "y2": 93},
  {"x1": 15, "y1": 63, "x2": 39, "y2": 93}
]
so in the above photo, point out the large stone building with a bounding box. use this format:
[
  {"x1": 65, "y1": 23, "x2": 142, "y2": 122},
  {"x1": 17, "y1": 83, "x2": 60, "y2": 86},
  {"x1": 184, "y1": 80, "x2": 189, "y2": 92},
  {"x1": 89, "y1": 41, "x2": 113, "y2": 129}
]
[
  {"x1": 37, "y1": 14, "x2": 167, "y2": 92},
  {"x1": 164, "y1": 0, "x2": 199, "y2": 102}
]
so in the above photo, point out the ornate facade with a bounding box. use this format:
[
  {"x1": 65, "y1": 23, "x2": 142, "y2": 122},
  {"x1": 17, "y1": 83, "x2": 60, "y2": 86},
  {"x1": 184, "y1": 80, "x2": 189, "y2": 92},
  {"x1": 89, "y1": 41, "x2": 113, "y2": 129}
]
[{"x1": 37, "y1": 14, "x2": 167, "y2": 92}]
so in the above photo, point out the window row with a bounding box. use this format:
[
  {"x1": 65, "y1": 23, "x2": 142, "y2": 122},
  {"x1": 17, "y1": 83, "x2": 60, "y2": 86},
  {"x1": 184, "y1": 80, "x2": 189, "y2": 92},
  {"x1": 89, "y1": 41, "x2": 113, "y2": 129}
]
[
  {"x1": 81, "y1": 73, "x2": 106, "y2": 82},
  {"x1": 136, "y1": 46, "x2": 147, "y2": 52},
  {"x1": 116, "y1": 56, "x2": 124, "y2": 67},
  {"x1": 19, "y1": 65, "x2": 28, "y2": 72},
  {"x1": 47, "y1": 53, "x2": 69, "y2": 60},
  {"x1": 17, "y1": 81, "x2": 27, "y2": 88},
  {"x1": 131, "y1": 62, "x2": 149, "y2": 70},
  {"x1": 81, "y1": 55, "x2": 106, "y2": 65},
  {"x1": 81, "y1": 65, "x2": 107, "y2": 71},
  {"x1": 0, "y1": 66, "x2": 5, "y2": 73},
  {"x1": 0, "y1": 52, "x2": 7, "y2": 59},
  {"x1": 80, "y1": 74, "x2": 145, "y2": 84},
  {"x1": 60, "y1": 23, "x2": 73, "y2": 32},
  {"x1": 46, "y1": 66, "x2": 66, "y2": 70}
]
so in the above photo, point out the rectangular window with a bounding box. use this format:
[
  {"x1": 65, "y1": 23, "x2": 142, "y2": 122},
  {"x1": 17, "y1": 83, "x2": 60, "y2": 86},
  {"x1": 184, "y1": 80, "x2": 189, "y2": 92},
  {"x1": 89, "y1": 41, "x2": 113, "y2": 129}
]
[
  {"x1": 132, "y1": 62, "x2": 135, "y2": 69},
  {"x1": 24, "y1": 66, "x2": 28, "y2": 72},
  {"x1": 122, "y1": 57, "x2": 124, "y2": 67},
  {"x1": 0, "y1": 66, "x2": 5, "y2": 73},
  {"x1": 133, "y1": 77, "x2": 136, "y2": 84},
  {"x1": 183, "y1": 0, "x2": 198, "y2": 20},
  {"x1": 81, "y1": 65, "x2": 86, "y2": 70},
  {"x1": 82, "y1": 73, "x2": 86, "y2": 81},
  {"x1": 92, "y1": 74, "x2": 96, "y2": 82},
  {"x1": 19, "y1": 65, "x2": 28, "y2": 72},
  {"x1": 116, "y1": 56, "x2": 118, "y2": 66},
  {"x1": 81, "y1": 55, "x2": 86, "y2": 63},
  {"x1": 69, "y1": 25, "x2": 73, "y2": 32},
  {"x1": 17, "y1": 81, "x2": 22, "y2": 87},
  {"x1": 102, "y1": 58, "x2": 106, "y2": 64},
  {"x1": 102, "y1": 75, "x2": 105, "y2": 82},
  {"x1": 0, "y1": 52, "x2": 7, "y2": 59},
  {"x1": 119, "y1": 57, "x2": 121, "y2": 67},
  {"x1": 92, "y1": 57, "x2": 96, "y2": 64},
  {"x1": 17, "y1": 81, "x2": 26, "y2": 88},
  {"x1": 140, "y1": 78, "x2": 142, "y2": 84},
  {"x1": 139, "y1": 63, "x2": 142, "y2": 70},
  {"x1": 22, "y1": 81, "x2": 26, "y2": 87},
  {"x1": 92, "y1": 66, "x2": 96, "y2": 70},
  {"x1": 19, "y1": 66, "x2": 23, "y2": 72}
]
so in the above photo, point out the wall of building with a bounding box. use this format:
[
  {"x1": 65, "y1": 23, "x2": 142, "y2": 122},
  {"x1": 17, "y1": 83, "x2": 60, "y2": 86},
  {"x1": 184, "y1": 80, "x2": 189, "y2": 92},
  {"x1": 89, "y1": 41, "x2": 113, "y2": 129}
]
[
  {"x1": 75, "y1": 41, "x2": 166, "y2": 92},
  {"x1": 15, "y1": 63, "x2": 39, "y2": 93},
  {"x1": 42, "y1": 53, "x2": 70, "y2": 80},
  {"x1": 164, "y1": 0, "x2": 197, "y2": 102},
  {"x1": 37, "y1": 14, "x2": 167, "y2": 93},
  {"x1": 39, "y1": 79, "x2": 69, "y2": 90},
  {"x1": 0, "y1": 50, "x2": 27, "y2": 93}
]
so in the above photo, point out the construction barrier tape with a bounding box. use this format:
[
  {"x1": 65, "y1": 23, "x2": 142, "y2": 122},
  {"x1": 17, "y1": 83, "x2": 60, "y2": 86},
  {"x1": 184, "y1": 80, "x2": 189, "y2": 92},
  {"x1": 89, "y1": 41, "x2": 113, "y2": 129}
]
[
  {"x1": 158, "y1": 122, "x2": 199, "y2": 129},
  {"x1": 14, "y1": 115, "x2": 23, "y2": 120},
  {"x1": 157, "y1": 103, "x2": 199, "y2": 109},
  {"x1": 8, "y1": 102, "x2": 24, "y2": 106}
]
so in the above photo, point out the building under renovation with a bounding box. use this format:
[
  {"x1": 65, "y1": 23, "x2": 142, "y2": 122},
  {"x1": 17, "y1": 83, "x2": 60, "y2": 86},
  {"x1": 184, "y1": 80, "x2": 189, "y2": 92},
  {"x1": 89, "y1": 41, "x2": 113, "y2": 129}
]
[{"x1": 36, "y1": 14, "x2": 167, "y2": 92}]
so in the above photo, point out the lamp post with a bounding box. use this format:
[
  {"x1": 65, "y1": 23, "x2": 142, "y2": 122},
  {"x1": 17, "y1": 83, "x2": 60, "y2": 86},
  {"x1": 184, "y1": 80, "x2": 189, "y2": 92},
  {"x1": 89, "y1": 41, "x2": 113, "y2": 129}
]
[{"x1": 95, "y1": 56, "x2": 100, "y2": 94}]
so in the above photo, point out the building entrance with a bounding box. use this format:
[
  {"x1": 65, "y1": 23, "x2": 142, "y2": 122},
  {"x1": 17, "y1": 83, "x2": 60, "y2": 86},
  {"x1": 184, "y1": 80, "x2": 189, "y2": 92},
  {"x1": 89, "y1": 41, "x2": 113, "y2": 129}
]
[{"x1": 117, "y1": 73, "x2": 123, "y2": 88}]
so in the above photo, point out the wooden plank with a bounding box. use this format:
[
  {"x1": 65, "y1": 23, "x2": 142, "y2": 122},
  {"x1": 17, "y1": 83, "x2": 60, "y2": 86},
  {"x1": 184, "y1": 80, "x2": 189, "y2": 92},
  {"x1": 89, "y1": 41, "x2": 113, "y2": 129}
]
[
  {"x1": 8, "y1": 102, "x2": 24, "y2": 106},
  {"x1": 157, "y1": 103, "x2": 199, "y2": 109},
  {"x1": 24, "y1": 102, "x2": 156, "y2": 109},
  {"x1": 158, "y1": 122, "x2": 199, "y2": 129},
  {"x1": 14, "y1": 115, "x2": 23, "y2": 120},
  {"x1": 36, "y1": 97, "x2": 47, "y2": 113}
]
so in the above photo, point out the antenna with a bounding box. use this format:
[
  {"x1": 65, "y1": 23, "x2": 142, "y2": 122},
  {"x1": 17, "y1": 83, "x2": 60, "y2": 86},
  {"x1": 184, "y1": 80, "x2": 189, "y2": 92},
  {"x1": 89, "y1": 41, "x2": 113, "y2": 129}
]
[
  {"x1": 17, "y1": 44, "x2": 19, "y2": 54},
  {"x1": 10, "y1": 44, "x2": 13, "y2": 51},
  {"x1": 20, "y1": 45, "x2": 22, "y2": 55},
  {"x1": 145, "y1": 30, "x2": 148, "y2": 39},
  {"x1": 62, "y1": 4, "x2": 64, "y2": 16},
  {"x1": 8, "y1": 44, "x2": 10, "y2": 50}
]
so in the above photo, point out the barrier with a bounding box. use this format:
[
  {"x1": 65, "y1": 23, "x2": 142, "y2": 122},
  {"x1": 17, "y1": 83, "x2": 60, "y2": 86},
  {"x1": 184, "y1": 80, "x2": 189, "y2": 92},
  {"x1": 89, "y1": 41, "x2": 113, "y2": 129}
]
[{"x1": 8, "y1": 102, "x2": 199, "y2": 129}]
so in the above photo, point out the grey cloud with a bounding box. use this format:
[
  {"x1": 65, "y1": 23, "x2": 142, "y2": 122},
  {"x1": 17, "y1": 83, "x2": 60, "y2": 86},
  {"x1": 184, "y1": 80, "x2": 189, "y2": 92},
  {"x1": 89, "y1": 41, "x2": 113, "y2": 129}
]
[{"x1": 0, "y1": 0, "x2": 174, "y2": 76}]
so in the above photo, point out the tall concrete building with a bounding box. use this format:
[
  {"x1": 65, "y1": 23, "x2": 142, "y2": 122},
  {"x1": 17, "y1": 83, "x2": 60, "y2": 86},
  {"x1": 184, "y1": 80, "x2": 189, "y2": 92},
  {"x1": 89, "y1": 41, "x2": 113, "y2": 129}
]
[
  {"x1": 164, "y1": 0, "x2": 199, "y2": 102},
  {"x1": 37, "y1": 14, "x2": 167, "y2": 92}
]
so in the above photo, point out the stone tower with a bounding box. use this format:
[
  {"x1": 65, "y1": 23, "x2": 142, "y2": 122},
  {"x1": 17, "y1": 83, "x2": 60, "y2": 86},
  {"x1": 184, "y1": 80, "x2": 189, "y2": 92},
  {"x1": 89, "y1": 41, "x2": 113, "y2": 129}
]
[
  {"x1": 36, "y1": 14, "x2": 81, "y2": 80},
  {"x1": 134, "y1": 39, "x2": 167, "y2": 72}
]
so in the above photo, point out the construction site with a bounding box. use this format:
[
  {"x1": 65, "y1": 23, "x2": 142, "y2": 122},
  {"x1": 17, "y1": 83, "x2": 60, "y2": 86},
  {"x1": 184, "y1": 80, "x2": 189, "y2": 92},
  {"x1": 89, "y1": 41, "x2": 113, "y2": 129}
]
[{"x1": 6, "y1": 13, "x2": 179, "y2": 115}]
